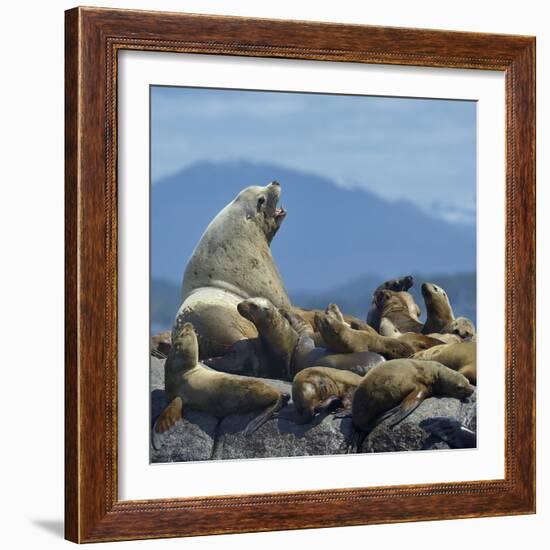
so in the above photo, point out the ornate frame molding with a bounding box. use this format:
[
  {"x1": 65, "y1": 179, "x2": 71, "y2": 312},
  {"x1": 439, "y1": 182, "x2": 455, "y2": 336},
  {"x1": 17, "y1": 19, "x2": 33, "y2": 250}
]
[{"x1": 65, "y1": 7, "x2": 535, "y2": 542}]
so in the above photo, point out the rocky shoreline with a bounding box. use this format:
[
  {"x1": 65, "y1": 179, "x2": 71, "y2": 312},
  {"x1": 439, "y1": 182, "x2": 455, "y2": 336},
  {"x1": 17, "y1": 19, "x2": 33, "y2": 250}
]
[{"x1": 150, "y1": 355, "x2": 476, "y2": 463}]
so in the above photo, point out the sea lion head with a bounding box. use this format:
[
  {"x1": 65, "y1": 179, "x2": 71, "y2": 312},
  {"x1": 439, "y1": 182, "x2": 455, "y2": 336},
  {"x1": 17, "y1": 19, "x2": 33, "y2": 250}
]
[
  {"x1": 374, "y1": 289, "x2": 393, "y2": 309},
  {"x1": 382, "y1": 338, "x2": 415, "y2": 359},
  {"x1": 234, "y1": 181, "x2": 286, "y2": 243},
  {"x1": 237, "y1": 297, "x2": 279, "y2": 326},
  {"x1": 172, "y1": 321, "x2": 199, "y2": 367},
  {"x1": 433, "y1": 362, "x2": 475, "y2": 400},
  {"x1": 443, "y1": 317, "x2": 476, "y2": 341},
  {"x1": 375, "y1": 289, "x2": 420, "y2": 320},
  {"x1": 421, "y1": 282, "x2": 447, "y2": 303},
  {"x1": 422, "y1": 283, "x2": 454, "y2": 317}
]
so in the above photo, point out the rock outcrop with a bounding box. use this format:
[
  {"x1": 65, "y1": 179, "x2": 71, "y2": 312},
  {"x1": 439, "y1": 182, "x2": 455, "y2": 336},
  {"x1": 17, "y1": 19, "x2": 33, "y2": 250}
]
[{"x1": 150, "y1": 356, "x2": 476, "y2": 462}]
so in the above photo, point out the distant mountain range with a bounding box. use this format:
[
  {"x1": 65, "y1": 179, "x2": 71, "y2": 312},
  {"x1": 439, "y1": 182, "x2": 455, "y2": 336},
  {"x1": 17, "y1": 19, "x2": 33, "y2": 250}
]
[
  {"x1": 151, "y1": 272, "x2": 476, "y2": 334},
  {"x1": 151, "y1": 160, "x2": 476, "y2": 292}
]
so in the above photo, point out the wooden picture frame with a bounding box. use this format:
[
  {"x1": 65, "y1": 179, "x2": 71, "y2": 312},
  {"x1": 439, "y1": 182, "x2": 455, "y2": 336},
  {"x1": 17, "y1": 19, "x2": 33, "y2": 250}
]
[{"x1": 65, "y1": 6, "x2": 536, "y2": 543}]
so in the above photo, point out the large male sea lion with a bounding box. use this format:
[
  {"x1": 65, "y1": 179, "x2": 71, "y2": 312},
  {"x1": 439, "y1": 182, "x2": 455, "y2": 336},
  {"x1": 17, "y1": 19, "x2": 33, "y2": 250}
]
[
  {"x1": 152, "y1": 322, "x2": 289, "y2": 449},
  {"x1": 350, "y1": 359, "x2": 474, "y2": 452},
  {"x1": 175, "y1": 181, "x2": 289, "y2": 358},
  {"x1": 366, "y1": 275, "x2": 414, "y2": 329},
  {"x1": 412, "y1": 340, "x2": 477, "y2": 384},
  {"x1": 292, "y1": 367, "x2": 363, "y2": 424}
]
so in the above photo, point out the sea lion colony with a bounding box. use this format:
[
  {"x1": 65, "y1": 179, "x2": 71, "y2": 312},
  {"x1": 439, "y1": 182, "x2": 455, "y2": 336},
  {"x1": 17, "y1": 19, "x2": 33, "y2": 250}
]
[{"x1": 152, "y1": 182, "x2": 477, "y2": 453}]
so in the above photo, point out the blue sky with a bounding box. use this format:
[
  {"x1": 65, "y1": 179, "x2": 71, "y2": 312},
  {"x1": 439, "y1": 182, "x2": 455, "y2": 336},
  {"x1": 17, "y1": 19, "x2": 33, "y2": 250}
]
[{"x1": 151, "y1": 86, "x2": 476, "y2": 224}]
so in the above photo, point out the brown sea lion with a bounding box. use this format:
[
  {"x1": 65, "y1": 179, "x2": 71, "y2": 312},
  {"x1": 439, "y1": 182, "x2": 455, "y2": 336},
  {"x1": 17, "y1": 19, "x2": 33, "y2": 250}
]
[
  {"x1": 350, "y1": 359, "x2": 474, "y2": 451},
  {"x1": 236, "y1": 298, "x2": 385, "y2": 379},
  {"x1": 283, "y1": 306, "x2": 385, "y2": 375},
  {"x1": 292, "y1": 367, "x2": 363, "y2": 424},
  {"x1": 152, "y1": 322, "x2": 289, "y2": 449},
  {"x1": 374, "y1": 289, "x2": 423, "y2": 335},
  {"x1": 367, "y1": 275, "x2": 414, "y2": 329},
  {"x1": 412, "y1": 341, "x2": 477, "y2": 384},
  {"x1": 291, "y1": 305, "x2": 366, "y2": 343},
  {"x1": 421, "y1": 282, "x2": 455, "y2": 334},
  {"x1": 350, "y1": 316, "x2": 445, "y2": 354},
  {"x1": 442, "y1": 317, "x2": 476, "y2": 341},
  {"x1": 425, "y1": 333, "x2": 463, "y2": 345},
  {"x1": 237, "y1": 298, "x2": 297, "y2": 380},
  {"x1": 421, "y1": 283, "x2": 476, "y2": 340},
  {"x1": 314, "y1": 310, "x2": 415, "y2": 359},
  {"x1": 175, "y1": 181, "x2": 289, "y2": 359}
]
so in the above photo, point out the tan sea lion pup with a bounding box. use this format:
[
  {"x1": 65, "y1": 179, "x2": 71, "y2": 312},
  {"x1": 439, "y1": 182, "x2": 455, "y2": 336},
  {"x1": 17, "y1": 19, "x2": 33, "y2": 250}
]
[
  {"x1": 291, "y1": 305, "x2": 366, "y2": 345},
  {"x1": 325, "y1": 302, "x2": 431, "y2": 350},
  {"x1": 292, "y1": 367, "x2": 363, "y2": 424},
  {"x1": 421, "y1": 283, "x2": 476, "y2": 340},
  {"x1": 366, "y1": 275, "x2": 415, "y2": 330},
  {"x1": 322, "y1": 302, "x2": 445, "y2": 355},
  {"x1": 236, "y1": 298, "x2": 385, "y2": 379},
  {"x1": 421, "y1": 282, "x2": 454, "y2": 334},
  {"x1": 365, "y1": 322, "x2": 445, "y2": 353},
  {"x1": 374, "y1": 289, "x2": 423, "y2": 335},
  {"x1": 237, "y1": 297, "x2": 297, "y2": 380},
  {"x1": 350, "y1": 311, "x2": 445, "y2": 354},
  {"x1": 152, "y1": 322, "x2": 289, "y2": 449},
  {"x1": 412, "y1": 341, "x2": 477, "y2": 384},
  {"x1": 314, "y1": 308, "x2": 415, "y2": 359},
  {"x1": 350, "y1": 359, "x2": 474, "y2": 451},
  {"x1": 442, "y1": 317, "x2": 476, "y2": 341},
  {"x1": 175, "y1": 181, "x2": 289, "y2": 359}
]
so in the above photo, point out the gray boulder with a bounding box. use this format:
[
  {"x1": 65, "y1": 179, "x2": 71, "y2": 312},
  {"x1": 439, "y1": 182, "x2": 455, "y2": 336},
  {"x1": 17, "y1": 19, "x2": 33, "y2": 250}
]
[
  {"x1": 363, "y1": 392, "x2": 477, "y2": 452},
  {"x1": 150, "y1": 356, "x2": 477, "y2": 462}
]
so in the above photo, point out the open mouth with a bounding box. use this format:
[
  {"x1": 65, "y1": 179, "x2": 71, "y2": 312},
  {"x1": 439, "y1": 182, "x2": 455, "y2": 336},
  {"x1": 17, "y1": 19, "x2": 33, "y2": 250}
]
[{"x1": 275, "y1": 205, "x2": 286, "y2": 219}]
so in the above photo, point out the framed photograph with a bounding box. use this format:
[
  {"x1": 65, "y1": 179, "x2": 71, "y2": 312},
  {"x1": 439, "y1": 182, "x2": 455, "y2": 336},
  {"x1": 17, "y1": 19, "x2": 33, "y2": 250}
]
[{"x1": 65, "y1": 7, "x2": 535, "y2": 543}]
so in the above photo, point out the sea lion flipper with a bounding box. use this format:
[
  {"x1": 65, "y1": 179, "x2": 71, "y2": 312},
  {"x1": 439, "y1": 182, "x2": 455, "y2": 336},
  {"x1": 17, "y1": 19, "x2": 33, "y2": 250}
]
[
  {"x1": 280, "y1": 308, "x2": 314, "y2": 338},
  {"x1": 152, "y1": 397, "x2": 183, "y2": 450},
  {"x1": 243, "y1": 393, "x2": 289, "y2": 436},
  {"x1": 350, "y1": 319, "x2": 371, "y2": 332},
  {"x1": 313, "y1": 395, "x2": 342, "y2": 415},
  {"x1": 388, "y1": 386, "x2": 429, "y2": 428},
  {"x1": 326, "y1": 303, "x2": 345, "y2": 323}
]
